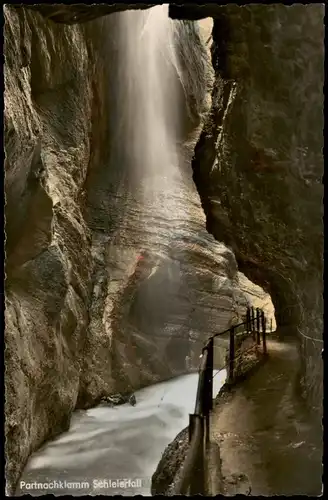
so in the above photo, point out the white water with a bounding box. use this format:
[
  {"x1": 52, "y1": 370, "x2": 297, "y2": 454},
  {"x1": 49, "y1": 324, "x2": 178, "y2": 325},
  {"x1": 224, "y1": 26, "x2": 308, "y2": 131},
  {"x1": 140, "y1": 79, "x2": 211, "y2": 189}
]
[
  {"x1": 17, "y1": 370, "x2": 226, "y2": 496},
  {"x1": 116, "y1": 5, "x2": 186, "y2": 235}
]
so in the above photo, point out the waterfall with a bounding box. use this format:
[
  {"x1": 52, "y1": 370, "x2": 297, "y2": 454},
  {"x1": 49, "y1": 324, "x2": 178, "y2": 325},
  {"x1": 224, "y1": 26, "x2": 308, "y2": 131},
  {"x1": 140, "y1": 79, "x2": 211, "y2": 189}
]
[
  {"x1": 104, "y1": 8, "x2": 219, "y2": 352},
  {"x1": 114, "y1": 6, "x2": 186, "y2": 244}
]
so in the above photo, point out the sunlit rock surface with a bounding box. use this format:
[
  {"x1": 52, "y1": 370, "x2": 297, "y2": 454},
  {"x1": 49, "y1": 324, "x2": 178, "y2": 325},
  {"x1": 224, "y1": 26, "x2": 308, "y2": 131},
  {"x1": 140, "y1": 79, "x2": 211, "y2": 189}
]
[{"x1": 4, "y1": 6, "x2": 98, "y2": 494}]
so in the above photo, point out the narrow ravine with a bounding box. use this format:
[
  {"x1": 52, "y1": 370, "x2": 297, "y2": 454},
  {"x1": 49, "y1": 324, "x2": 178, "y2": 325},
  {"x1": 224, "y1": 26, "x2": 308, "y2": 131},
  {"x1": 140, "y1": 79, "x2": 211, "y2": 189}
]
[
  {"x1": 4, "y1": 4, "x2": 323, "y2": 497},
  {"x1": 17, "y1": 370, "x2": 227, "y2": 496}
]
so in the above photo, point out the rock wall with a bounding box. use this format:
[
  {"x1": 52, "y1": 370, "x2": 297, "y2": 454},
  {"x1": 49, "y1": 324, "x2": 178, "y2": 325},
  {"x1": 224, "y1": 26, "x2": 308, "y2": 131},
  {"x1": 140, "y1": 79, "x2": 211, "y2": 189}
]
[
  {"x1": 191, "y1": 4, "x2": 324, "y2": 413},
  {"x1": 4, "y1": 6, "x2": 273, "y2": 493},
  {"x1": 4, "y1": 6, "x2": 97, "y2": 493}
]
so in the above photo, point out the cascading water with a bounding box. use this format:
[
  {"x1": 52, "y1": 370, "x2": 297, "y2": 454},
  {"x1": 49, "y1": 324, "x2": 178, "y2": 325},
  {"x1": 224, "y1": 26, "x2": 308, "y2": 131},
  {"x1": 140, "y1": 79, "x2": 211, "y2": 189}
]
[
  {"x1": 17, "y1": 372, "x2": 227, "y2": 496},
  {"x1": 104, "y1": 6, "x2": 210, "y2": 373},
  {"x1": 93, "y1": 7, "x2": 228, "y2": 386},
  {"x1": 113, "y1": 5, "x2": 189, "y2": 250},
  {"x1": 118, "y1": 5, "x2": 181, "y2": 203}
]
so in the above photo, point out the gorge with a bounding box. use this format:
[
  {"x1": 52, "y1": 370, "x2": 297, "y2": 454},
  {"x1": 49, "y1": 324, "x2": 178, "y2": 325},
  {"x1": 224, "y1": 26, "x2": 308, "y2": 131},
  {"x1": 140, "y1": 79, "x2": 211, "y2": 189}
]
[{"x1": 4, "y1": 3, "x2": 323, "y2": 496}]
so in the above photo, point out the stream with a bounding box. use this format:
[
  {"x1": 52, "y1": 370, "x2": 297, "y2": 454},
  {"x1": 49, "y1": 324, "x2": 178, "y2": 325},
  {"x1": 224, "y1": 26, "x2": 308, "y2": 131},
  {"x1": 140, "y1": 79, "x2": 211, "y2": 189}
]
[{"x1": 17, "y1": 370, "x2": 227, "y2": 496}]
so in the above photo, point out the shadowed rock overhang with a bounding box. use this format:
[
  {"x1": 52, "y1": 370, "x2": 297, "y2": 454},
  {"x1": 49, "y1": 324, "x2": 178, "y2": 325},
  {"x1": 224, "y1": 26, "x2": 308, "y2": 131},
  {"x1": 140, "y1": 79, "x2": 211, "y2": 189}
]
[{"x1": 14, "y1": 3, "x2": 220, "y2": 24}]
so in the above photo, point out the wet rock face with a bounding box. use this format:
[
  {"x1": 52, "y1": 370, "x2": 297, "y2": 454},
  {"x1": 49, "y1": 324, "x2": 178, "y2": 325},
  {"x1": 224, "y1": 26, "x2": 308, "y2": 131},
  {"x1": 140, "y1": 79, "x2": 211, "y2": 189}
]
[
  {"x1": 4, "y1": 6, "x2": 97, "y2": 493},
  {"x1": 192, "y1": 5, "x2": 324, "y2": 411}
]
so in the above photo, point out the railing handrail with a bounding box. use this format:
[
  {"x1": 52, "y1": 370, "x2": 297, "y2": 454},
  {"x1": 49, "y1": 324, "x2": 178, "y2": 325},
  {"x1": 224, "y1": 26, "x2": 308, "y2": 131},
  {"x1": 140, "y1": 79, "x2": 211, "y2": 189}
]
[
  {"x1": 211, "y1": 318, "x2": 250, "y2": 340},
  {"x1": 173, "y1": 306, "x2": 268, "y2": 495},
  {"x1": 194, "y1": 349, "x2": 208, "y2": 415},
  {"x1": 174, "y1": 416, "x2": 203, "y2": 495}
]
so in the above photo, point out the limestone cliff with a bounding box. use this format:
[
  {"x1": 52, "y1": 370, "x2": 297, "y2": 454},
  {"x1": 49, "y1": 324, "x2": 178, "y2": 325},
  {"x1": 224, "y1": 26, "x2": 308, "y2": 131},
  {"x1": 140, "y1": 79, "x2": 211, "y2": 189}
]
[
  {"x1": 4, "y1": 6, "x2": 271, "y2": 493},
  {"x1": 5, "y1": 6, "x2": 97, "y2": 493}
]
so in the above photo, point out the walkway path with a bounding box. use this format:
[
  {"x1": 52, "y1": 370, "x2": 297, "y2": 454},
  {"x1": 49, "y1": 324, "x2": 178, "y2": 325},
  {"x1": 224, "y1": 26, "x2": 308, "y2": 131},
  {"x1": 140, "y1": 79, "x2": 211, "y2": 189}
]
[{"x1": 209, "y1": 336, "x2": 322, "y2": 496}]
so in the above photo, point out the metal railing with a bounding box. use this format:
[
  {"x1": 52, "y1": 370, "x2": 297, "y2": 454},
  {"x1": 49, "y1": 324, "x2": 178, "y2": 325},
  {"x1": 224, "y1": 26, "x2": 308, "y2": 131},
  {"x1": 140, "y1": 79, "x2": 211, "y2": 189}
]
[{"x1": 174, "y1": 306, "x2": 268, "y2": 495}]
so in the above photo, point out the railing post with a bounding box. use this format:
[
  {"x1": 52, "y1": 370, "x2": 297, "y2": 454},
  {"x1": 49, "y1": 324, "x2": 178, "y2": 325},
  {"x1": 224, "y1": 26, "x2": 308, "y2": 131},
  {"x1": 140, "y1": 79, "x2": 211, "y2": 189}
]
[
  {"x1": 189, "y1": 413, "x2": 196, "y2": 442},
  {"x1": 261, "y1": 311, "x2": 267, "y2": 355},
  {"x1": 189, "y1": 415, "x2": 205, "y2": 495},
  {"x1": 204, "y1": 338, "x2": 214, "y2": 445},
  {"x1": 246, "y1": 308, "x2": 250, "y2": 336},
  {"x1": 251, "y1": 307, "x2": 255, "y2": 340},
  {"x1": 228, "y1": 326, "x2": 235, "y2": 384},
  {"x1": 256, "y1": 308, "x2": 261, "y2": 345}
]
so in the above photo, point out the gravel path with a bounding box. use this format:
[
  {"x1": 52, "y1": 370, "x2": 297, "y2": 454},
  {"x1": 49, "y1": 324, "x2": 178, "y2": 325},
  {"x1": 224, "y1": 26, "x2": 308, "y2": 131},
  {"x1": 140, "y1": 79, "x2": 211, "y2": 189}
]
[{"x1": 210, "y1": 336, "x2": 322, "y2": 496}]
